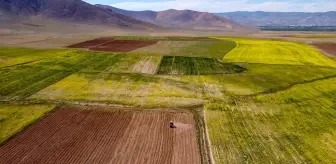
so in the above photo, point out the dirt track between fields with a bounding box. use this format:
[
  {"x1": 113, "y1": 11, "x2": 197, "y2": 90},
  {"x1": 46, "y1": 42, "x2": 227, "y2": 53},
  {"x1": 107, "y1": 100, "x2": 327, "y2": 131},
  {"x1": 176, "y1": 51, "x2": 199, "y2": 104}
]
[
  {"x1": 0, "y1": 108, "x2": 200, "y2": 164},
  {"x1": 313, "y1": 43, "x2": 336, "y2": 57}
]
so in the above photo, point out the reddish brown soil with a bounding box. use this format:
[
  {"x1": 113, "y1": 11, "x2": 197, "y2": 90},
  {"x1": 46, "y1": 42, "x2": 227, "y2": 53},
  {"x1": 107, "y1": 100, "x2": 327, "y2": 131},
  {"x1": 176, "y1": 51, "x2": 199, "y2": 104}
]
[
  {"x1": 67, "y1": 38, "x2": 115, "y2": 48},
  {"x1": 0, "y1": 108, "x2": 200, "y2": 164},
  {"x1": 313, "y1": 43, "x2": 336, "y2": 56},
  {"x1": 89, "y1": 40, "x2": 159, "y2": 52}
]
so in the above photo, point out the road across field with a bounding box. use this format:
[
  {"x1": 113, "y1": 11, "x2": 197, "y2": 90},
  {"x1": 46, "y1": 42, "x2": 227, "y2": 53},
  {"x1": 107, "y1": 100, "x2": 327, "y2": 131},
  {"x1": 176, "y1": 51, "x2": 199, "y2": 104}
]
[{"x1": 0, "y1": 108, "x2": 200, "y2": 164}]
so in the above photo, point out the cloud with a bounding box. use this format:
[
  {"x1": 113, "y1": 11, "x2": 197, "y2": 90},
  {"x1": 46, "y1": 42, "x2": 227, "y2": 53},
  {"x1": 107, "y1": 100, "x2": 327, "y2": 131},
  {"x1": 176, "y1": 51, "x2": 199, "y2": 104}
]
[{"x1": 110, "y1": 0, "x2": 336, "y2": 12}]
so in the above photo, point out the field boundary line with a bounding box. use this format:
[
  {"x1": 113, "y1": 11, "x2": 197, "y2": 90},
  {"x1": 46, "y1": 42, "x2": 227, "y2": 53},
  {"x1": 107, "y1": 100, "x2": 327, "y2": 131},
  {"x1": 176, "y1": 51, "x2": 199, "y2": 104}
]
[
  {"x1": 222, "y1": 39, "x2": 238, "y2": 61},
  {"x1": 154, "y1": 55, "x2": 164, "y2": 74},
  {"x1": 248, "y1": 74, "x2": 336, "y2": 97},
  {"x1": 0, "y1": 99, "x2": 207, "y2": 110},
  {"x1": 203, "y1": 109, "x2": 216, "y2": 164},
  {"x1": 0, "y1": 104, "x2": 58, "y2": 146}
]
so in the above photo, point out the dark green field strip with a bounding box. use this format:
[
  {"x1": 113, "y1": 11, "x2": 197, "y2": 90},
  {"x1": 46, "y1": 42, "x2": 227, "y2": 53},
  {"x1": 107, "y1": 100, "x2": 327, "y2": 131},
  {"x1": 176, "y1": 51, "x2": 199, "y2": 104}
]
[
  {"x1": 157, "y1": 56, "x2": 246, "y2": 75},
  {"x1": 175, "y1": 40, "x2": 237, "y2": 59}
]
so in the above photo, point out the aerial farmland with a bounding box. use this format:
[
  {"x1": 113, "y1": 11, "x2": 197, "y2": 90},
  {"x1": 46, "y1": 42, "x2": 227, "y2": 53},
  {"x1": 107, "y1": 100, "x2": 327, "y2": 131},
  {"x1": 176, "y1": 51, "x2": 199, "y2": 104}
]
[{"x1": 1, "y1": 34, "x2": 336, "y2": 164}]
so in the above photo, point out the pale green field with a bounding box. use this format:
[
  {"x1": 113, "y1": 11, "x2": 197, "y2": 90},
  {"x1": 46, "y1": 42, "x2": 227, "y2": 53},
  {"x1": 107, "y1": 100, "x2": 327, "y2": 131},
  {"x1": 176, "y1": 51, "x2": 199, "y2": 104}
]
[
  {"x1": 180, "y1": 64, "x2": 336, "y2": 95},
  {"x1": 206, "y1": 77, "x2": 336, "y2": 163},
  {"x1": 220, "y1": 38, "x2": 336, "y2": 67},
  {"x1": 30, "y1": 73, "x2": 206, "y2": 108},
  {"x1": 0, "y1": 104, "x2": 56, "y2": 144},
  {"x1": 0, "y1": 47, "x2": 69, "y2": 68},
  {"x1": 79, "y1": 53, "x2": 162, "y2": 74},
  {"x1": 133, "y1": 40, "x2": 236, "y2": 59}
]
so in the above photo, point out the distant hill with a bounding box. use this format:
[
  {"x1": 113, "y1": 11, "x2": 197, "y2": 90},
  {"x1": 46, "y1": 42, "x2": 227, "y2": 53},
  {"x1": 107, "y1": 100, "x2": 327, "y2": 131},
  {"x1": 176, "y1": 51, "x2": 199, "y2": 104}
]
[
  {"x1": 214, "y1": 11, "x2": 336, "y2": 27},
  {"x1": 96, "y1": 5, "x2": 245, "y2": 31},
  {"x1": 0, "y1": 0, "x2": 159, "y2": 30}
]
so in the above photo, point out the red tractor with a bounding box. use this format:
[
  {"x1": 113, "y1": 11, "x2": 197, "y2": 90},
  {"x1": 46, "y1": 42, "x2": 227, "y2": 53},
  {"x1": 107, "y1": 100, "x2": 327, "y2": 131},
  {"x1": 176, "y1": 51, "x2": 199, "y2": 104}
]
[{"x1": 170, "y1": 121, "x2": 176, "y2": 128}]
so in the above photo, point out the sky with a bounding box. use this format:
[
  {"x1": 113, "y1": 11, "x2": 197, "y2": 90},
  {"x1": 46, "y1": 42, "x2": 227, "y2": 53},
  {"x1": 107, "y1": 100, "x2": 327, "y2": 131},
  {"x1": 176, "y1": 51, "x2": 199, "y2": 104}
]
[{"x1": 84, "y1": 0, "x2": 336, "y2": 12}]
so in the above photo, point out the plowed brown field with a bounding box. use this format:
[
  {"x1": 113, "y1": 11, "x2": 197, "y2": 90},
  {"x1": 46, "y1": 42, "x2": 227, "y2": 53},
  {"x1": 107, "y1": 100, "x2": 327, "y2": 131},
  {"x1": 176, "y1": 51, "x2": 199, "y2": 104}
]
[
  {"x1": 67, "y1": 38, "x2": 115, "y2": 48},
  {"x1": 313, "y1": 43, "x2": 336, "y2": 56},
  {"x1": 89, "y1": 40, "x2": 158, "y2": 52},
  {"x1": 67, "y1": 38, "x2": 158, "y2": 52},
  {"x1": 0, "y1": 108, "x2": 200, "y2": 164}
]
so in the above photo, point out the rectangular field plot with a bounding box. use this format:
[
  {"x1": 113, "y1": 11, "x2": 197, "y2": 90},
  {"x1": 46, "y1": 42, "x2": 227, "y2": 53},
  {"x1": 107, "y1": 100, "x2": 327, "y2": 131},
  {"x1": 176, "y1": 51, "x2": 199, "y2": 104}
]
[
  {"x1": 0, "y1": 104, "x2": 55, "y2": 144},
  {"x1": 221, "y1": 38, "x2": 336, "y2": 67},
  {"x1": 0, "y1": 50, "x2": 110, "y2": 100},
  {"x1": 206, "y1": 77, "x2": 336, "y2": 163},
  {"x1": 0, "y1": 47, "x2": 67, "y2": 68},
  {"x1": 0, "y1": 108, "x2": 200, "y2": 164},
  {"x1": 157, "y1": 56, "x2": 246, "y2": 75},
  {"x1": 89, "y1": 40, "x2": 158, "y2": 52},
  {"x1": 80, "y1": 54, "x2": 162, "y2": 74},
  {"x1": 133, "y1": 40, "x2": 236, "y2": 59},
  {"x1": 67, "y1": 38, "x2": 115, "y2": 48},
  {"x1": 30, "y1": 73, "x2": 206, "y2": 108}
]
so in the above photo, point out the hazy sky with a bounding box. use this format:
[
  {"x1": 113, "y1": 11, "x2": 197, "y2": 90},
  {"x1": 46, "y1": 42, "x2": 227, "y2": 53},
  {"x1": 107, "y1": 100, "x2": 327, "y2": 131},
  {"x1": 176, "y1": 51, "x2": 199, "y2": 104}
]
[{"x1": 84, "y1": 0, "x2": 336, "y2": 12}]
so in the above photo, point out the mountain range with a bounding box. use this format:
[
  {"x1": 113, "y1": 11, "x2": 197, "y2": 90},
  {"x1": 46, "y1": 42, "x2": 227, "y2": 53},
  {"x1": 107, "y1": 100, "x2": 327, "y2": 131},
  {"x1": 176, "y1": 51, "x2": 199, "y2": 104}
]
[
  {"x1": 215, "y1": 11, "x2": 336, "y2": 27},
  {"x1": 0, "y1": 0, "x2": 244, "y2": 31},
  {"x1": 0, "y1": 0, "x2": 158, "y2": 30},
  {"x1": 0, "y1": 0, "x2": 334, "y2": 32},
  {"x1": 96, "y1": 5, "x2": 244, "y2": 31}
]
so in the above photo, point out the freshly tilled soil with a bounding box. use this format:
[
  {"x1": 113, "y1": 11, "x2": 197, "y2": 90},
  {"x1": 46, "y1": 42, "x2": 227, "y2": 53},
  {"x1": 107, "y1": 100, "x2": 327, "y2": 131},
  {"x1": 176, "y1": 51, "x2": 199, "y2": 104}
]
[
  {"x1": 313, "y1": 43, "x2": 336, "y2": 56},
  {"x1": 89, "y1": 40, "x2": 159, "y2": 52},
  {"x1": 67, "y1": 38, "x2": 115, "y2": 48},
  {"x1": 0, "y1": 108, "x2": 200, "y2": 164}
]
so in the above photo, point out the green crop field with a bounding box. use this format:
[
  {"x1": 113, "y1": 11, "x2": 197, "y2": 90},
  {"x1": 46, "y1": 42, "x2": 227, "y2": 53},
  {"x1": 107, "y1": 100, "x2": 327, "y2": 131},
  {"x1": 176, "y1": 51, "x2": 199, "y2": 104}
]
[
  {"x1": 0, "y1": 47, "x2": 67, "y2": 68},
  {"x1": 206, "y1": 77, "x2": 336, "y2": 163},
  {"x1": 179, "y1": 64, "x2": 336, "y2": 95},
  {"x1": 202, "y1": 38, "x2": 336, "y2": 163},
  {"x1": 220, "y1": 38, "x2": 336, "y2": 67},
  {"x1": 30, "y1": 72, "x2": 206, "y2": 108},
  {"x1": 0, "y1": 104, "x2": 56, "y2": 144},
  {"x1": 157, "y1": 56, "x2": 245, "y2": 75},
  {"x1": 31, "y1": 63, "x2": 336, "y2": 108},
  {"x1": 0, "y1": 49, "x2": 114, "y2": 100},
  {"x1": 1, "y1": 36, "x2": 336, "y2": 163},
  {"x1": 79, "y1": 53, "x2": 162, "y2": 74},
  {"x1": 0, "y1": 47, "x2": 164, "y2": 100}
]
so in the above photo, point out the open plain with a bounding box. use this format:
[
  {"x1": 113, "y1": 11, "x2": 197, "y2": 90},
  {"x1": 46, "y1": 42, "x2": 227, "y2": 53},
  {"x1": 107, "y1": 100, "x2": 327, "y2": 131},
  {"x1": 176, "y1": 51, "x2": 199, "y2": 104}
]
[{"x1": 1, "y1": 34, "x2": 336, "y2": 164}]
